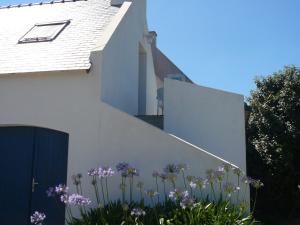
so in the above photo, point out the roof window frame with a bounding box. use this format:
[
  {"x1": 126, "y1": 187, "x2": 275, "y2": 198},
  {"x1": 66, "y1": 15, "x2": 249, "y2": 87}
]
[{"x1": 18, "y1": 20, "x2": 70, "y2": 44}]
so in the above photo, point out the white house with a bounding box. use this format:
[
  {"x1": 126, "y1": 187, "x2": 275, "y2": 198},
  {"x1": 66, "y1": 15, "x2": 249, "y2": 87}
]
[{"x1": 0, "y1": 0, "x2": 249, "y2": 224}]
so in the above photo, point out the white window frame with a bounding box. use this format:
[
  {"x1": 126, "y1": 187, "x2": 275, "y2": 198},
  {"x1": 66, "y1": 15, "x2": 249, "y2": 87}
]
[{"x1": 18, "y1": 20, "x2": 70, "y2": 44}]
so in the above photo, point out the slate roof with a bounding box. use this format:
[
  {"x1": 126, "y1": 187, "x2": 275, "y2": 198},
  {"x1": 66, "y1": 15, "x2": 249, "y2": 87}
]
[{"x1": 0, "y1": 0, "x2": 119, "y2": 74}]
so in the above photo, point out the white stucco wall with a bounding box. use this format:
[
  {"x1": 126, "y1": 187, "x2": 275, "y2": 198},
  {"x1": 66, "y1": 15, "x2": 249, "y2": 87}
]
[
  {"x1": 164, "y1": 79, "x2": 247, "y2": 171},
  {"x1": 96, "y1": 102, "x2": 249, "y2": 207},
  {"x1": 99, "y1": 0, "x2": 157, "y2": 115}
]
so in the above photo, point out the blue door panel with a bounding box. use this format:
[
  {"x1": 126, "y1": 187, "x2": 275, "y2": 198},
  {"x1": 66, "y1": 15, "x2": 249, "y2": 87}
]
[
  {"x1": 0, "y1": 127, "x2": 69, "y2": 225},
  {"x1": 0, "y1": 127, "x2": 35, "y2": 225},
  {"x1": 31, "y1": 128, "x2": 68, "y2": 225}
]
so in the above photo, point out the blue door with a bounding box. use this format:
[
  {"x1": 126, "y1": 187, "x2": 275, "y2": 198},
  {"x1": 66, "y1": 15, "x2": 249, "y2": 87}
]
[{"x1": 0, "y1": 127, "x2": 69, "y2": 225}]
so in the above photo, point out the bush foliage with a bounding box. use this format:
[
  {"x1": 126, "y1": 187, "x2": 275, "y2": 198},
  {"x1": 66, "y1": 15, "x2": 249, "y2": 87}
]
[{"x1": 247, "y1": 66, "x2": 300, "y2": 219}]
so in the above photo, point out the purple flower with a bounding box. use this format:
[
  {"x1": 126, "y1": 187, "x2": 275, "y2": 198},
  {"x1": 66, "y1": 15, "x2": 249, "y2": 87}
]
[
  {"x1": 46, "y1": 187, "x2": 56, "y2": 197},
  {"x1": 62, "y1": 193, "x2": 91, "y2": 206},
  {"x1": 180, "y1": 195, "x2": 195, "y2": 209},
  {"x1": 30, "y1": 211, "x2": 46, "y2": 225},
  {"x1": 189, "y1": 181, "x2": 197, "y2": 189},
  {"x1": 131, "y1": 208, "x2": 146, "y2": 217},
  {"x1": 169, "y1": 189, "x2": 189, "y2": 201},
  {"x1": 116, "y1": 162, "x2": 138, "y2": 177},
  {"x1": 98, "y1": 166, "x2": 115, "y2": 178},
  {"x1": 152, "y1": 170, "x2": 160, "y2": 178},
  {"x1": 60, "y1": 194, "x2": 69, "y2": 204},
  {"x1": 88, "y1": 168, "x2": 99, "y2": 177},
  {"x1": 214, "y1": 169, "x2": 225, "y2": 181},
  {"x1": 164, "y1": 164, "x2": 180, "y2": 174},
  {"x1": 116, "y1": 162, "x2": 130, "y2": 172},
  {"x1": 55, "y1": 184, "x2": 69, "y2": 195},
  {"x1": 159, "y1": 172, "x2": 168, "y2": 181}
]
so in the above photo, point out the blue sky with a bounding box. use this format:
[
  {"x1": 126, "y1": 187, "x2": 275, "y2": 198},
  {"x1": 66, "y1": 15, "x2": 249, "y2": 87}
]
[{"x1": 2, "y1": 0, "x2": 300, "y2": 96}]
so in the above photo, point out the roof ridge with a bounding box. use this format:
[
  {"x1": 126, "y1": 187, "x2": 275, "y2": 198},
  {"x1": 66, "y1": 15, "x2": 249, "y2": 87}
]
[{"x1": 0, "y1": 0, "x2": 88, "y2": 10}]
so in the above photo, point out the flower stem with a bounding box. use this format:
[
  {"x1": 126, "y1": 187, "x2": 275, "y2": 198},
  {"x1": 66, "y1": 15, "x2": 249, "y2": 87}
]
[
  {"x1": 210, "y1": 183, "x2": 216, "y2": 202},
  {"x1": 105, "y1": 177, "x2": 110, "y2": 204},
  {"x1": 155, "y1": 177, "x2": 160, "y2": 203},
  {"x1": 182, "y1": 171, "x2": 187, "y2": 189},
  {"x1": 252, "y1": 188, "x2": 258, "y2": 214},
  {"x1": 129, "y1": 176, "x2": 133, "y2": 203},
  {"x1": 100, "y1": 178, "x2": 106, "y2": 205},
  {"x1": 163, "y1": 181, "x2": 167, "y2": 201}
]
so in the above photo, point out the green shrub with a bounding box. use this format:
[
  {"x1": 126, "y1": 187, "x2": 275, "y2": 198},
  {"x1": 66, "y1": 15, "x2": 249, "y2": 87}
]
[
  {"x1": 69, "y1": 200, "x2": 258, "y2": 225},
  {"x1": 246, "y1": 66, "x2": 300, "y2": 219}
]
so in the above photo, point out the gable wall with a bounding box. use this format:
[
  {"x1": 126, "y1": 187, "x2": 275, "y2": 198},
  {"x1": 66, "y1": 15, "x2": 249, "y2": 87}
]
[{"x1": 100, "y1": 0, "x2": 157, "y2": 115}]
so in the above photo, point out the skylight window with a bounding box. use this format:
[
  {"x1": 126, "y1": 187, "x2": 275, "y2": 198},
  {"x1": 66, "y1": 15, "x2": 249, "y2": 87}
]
[{"x1": 18, "y1": 20, "x2": 70, "y2": 44}]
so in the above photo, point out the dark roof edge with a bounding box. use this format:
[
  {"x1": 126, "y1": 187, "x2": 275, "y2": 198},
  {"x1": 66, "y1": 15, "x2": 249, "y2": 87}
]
[{"x1": 0, "y1": 0, "x2": 87, "y2": 10}]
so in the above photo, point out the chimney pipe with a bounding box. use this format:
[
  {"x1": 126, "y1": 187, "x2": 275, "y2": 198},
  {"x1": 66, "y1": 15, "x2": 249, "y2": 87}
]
[{"x1": 111, "y1": 0, "x2": 125, "y2": 6}]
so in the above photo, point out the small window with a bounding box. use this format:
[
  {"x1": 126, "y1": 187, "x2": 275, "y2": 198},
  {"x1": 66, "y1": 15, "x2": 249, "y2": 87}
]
[{"x1": 18, "y1": 20, "x2": 70, "y2": 44}]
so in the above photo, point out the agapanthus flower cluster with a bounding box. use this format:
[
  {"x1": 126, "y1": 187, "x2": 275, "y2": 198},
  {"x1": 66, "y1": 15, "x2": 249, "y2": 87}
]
[
  {"x1": 61, "y1": 193, "x2": 91, "y2": 206},
  {"x1": 189, "y1": 180, "x2": 197, "y2": 189},
  {"x1": 116, "y1": 162, "x2": 139, "y2": 177},
  {"x1": 233, "y1": 167, "x2": 243, "y2": 177},
  {"x1": 116, "y1": 162, "x2": 130, "y2": 172},
  {"x1": 152, "y1": 170, "x2": 160, "y2": 178},
  {"x1": 169, "y1": 189, "x2": 189, "y2": 201},
  {"x1": 215, "y1": 166, "x2": 226, "y2": 181},
  {"x1": 169, "y1": 189, "x2": 194, "y2": 209},
  {"x1": 241, "y1": 176, "x2": 264, "y2": 189},
  {"x1": 180, "y1": 195, "x2": 195, "y2": 209},
  {"x1": 223, "y1": 182, "x2": 239, "y2": 197},
  {"x1": 46, "y1": 184, "x2": 68, "y2": 198},
  {"x1": 158, "y1": 172, "x2": 167, "y2": 180},
  {"x1": 195, "y1": 177, "x2": 208, "y2": 189},
  {"x1": 98, "y1": 166, "x2": 115, "y2": 178},
  {"x1": 145, "y1": 189, "x2": 159, "y2": 198},
  {"x1": 88, "y1": 168, "x2": 99, "y2": 177},
  {"x1": 30, "y1": 211, "x2": 46, "y2": 225},
  {"x1": 65, "y1": 194, "x2": 91, "y2": 206},
  {"x1": 46, "y1": 187, "x2": 56, "y2": 197},
  {"x1": 222, "y1": 163, "x2": 232, "y2": 173},
  {"x1": 55, "y1": 184, "x2": 69, "y2": 194},
  {"x1": 131, "y1": 208, "x2": 146, "y2": 217},
  {"x1": 164, "y1": 164, "x2": 180, "y2": 174},
  {"x1": 187, "y1": 176, "x2": 207, "y2": 189}
]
